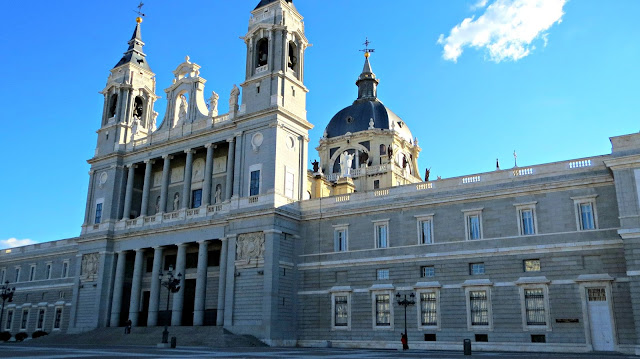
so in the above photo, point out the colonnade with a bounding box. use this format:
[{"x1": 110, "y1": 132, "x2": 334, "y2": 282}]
[
  {"x1": 108, "y1": 239, "x2": 229, "y2": 327},
  {"x1": 121, "y1": 137, "x2": 238, "y2": 220}
]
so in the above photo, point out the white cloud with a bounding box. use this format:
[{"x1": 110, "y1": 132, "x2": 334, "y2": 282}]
[
  {"x1": 471, "y1": 0, "x2": 489, "y2": 10},
  {"x1": 0, "y1": 238, "x2": 36, "y2": 250},
  {"x1": 438, "y1": 0, "x2": 566, "y2": 63}
]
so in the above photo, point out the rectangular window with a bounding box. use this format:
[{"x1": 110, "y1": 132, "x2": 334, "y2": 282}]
[
  {"x1": 29, "y1": 265, "x2": 36, "y2": 281},
  {"x1": 524, "y1": 259, "x2": 541, "y2": 272},
  {"x1": 53, "y1": 308, "x2": 63, "y2": 329},
  {"x1": 0, "y1": 268, "x2": 5, "y2": 283},
  {"x1": 520, "y1": 209, "x2": 535, "y2": 235},
  {"x1": 37, "y1": 309, "x2": 45, "y2": 330},
  {"x1": 61, "y1": 262, "x2": 69, "y2": 278},
  {"x1": 468, "y1": 215, "x2": 481, "y2": 240},
  {"x1": 421, "y1": 266, "x2": 435, "y2": 278},
  {"x1": 334, "y1": 228, "x2": 348, "y2": 252},
  {"x1": 191, "y1": 189, "x2": 202, "y2": 208},
  {"x1": 531, "y1": 334, "x2": 546, "y2": 343},
  {"x1": 469, "y1": 291, "x2": 489, "y2": 326},
  {"x1": 375, "y1": 222, "x2": 389, "y2": 248},
  {"x1": 418, "y1": 218, "x2": 433, "y2": 244},
  {"x1": 579, "y1": 203, "x2": 595, "y2": 230},
  {"x1": 45, "y1": 263, "x2": 52, "y2": 280},
  {"x1": 572, "y1": 195, "x2": 598, "y2": 231},
  {"x1": 376, "y1": 269, "x2": 389, "y2": 280},
  {"x1": 285, "y1": 170, "x2": 295, "y2": 199},
  {"x1": 5, "y1": 309, "x2": 13, "y2": 331},
  {"x1": 95, "y1": 203, "x2": 103, "y2": 224},
  {"x1": 373, "y1": 180, "x2": 380, "y2": 189},
  {"x1": 420, "y1": 292, "x2": 438, "y2": 326},
  {"x1": 375, "y1": 294, "x2": 391, "y2": 326},
  {"x1": 469, "y1": 263, "x2": 485, "y2": 275},
  {"x1": 524, "y1": 288, "x2": 546, "y2": 325},
  {"x1": 20, "y1": 309, "x2": 29, "y2": 330},
  {"x1": 15, "y1": 267, "x2": 20, "y2": 282},
  {"x1": 250, "y1": 170, "x2": 260, "y2": 196},
  {"x1": 334, "y1": 295, "x2": 348, "y2": 327}
]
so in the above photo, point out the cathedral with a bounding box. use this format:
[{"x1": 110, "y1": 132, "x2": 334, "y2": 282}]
[{"x1": 3, "y1": 0, "x2": 640, "y2": 354}]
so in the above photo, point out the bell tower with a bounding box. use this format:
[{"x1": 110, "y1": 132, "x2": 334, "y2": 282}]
[
  {"x1": 95, "y1": 16, "x2": 158, "y2": 157},
  {"x1": 239, "y1": 0, "x2": 309, "y2": 118}
]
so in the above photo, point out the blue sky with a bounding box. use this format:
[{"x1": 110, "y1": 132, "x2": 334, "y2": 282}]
[{"x1": 1, "y1": 0, "x2": 639, "y2": 247}]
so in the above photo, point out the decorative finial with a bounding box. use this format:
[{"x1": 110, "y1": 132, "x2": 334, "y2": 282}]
[
  {"x1": 185, "y1": 55, "x2": 190, "y2": 63},
  {"x1": 360, "y1": 37, "x2": 375, "y2": 58},
  {"x1": 134, "y1": 2, "x2": 145, "y2": 23},
  {"x1": 513, "y1": 150, "x2": 518, "y2": 168}
]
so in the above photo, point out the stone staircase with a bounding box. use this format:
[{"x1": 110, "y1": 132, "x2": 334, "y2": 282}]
[{"x1": 23, "y1": 326, "x2": 267, "y2": 348}]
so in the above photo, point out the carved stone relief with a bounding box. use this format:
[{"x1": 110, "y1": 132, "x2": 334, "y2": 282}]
[
  {"x1": 98, "y1": 172, "x2": 108, "y2": 189},
  {"x1": 81, "y1": 252, "x2": 100, "y2": 281},
  {"x1": 153, "y1": 171, "x2": 163, "y2": 187},
  {"x1": 236, "y1": 232, "x2": 265, "y2": 261},
  {"x1": 171, "y1": 166, "x2": 185, "y2": 183},
  {"x1": 213, "y1": 156, "x2": 227, "y2": 174},
  {"x1": 192, "y1": 158, "x2": 205, "y2": 181}
]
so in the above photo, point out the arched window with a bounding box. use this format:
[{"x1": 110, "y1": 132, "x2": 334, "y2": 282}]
[
  {"x1": 108, "y1": 94, "x2": 118, "y2": 118},
  {"x1": 133, "y1": 96, "x2": 145, "y2": 127},
  {"x1": 256, "y1": 38, "x2": 269, "y2": 67},
  {"x1": 288, "y1": 41, "x2": 298, "y2": 70}
]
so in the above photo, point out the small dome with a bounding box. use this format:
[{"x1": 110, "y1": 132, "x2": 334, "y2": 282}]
[{"x1": 325, "y1": 99, "x2": 413, "y2": 143}]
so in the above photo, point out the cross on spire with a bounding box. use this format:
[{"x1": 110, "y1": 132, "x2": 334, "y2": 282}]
[
  {"x1": 134, "y1": 2, "x2": 146, "y2": 17},
  {"x1": 359, "y1": 37, "x2": 375, "y2": 57}
]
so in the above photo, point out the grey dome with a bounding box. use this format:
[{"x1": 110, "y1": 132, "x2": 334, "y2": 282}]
[{"x1": 325, "y1": 99, "x2": 413, "y2": 143}]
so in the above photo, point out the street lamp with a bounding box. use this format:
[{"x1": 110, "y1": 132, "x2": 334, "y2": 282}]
[
  {"x1": 0, "y1": 281, "x2": 16, "y2": 332},
  {"x1": 159, "y1": 266, "x2": 181, "y2": 344},
  {"x1": 396, "y1": 292, "x2": 415, "y2": 349}
]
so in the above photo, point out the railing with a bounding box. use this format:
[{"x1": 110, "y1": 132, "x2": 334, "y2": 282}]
[
  {"x1": 255, "y1": 65, "x2": 268, "y2": 74},
  {"x1": 207, "y1": 204, "x2": 223, "y2": 213},
  {"x1": 213, "y1": 114, "x2": 230, "y2": 125},
  {"x1": 186, "y1": 208, "x2": 200, "y2": 216},
  {"x1": 462, "y1": 176, "x2": 481, "y2": 184},
  {"x1": 250, "y1": 11, "x2": 271, "y2": 23},
  {"x1": 374, "y1": 189, "x2": 389, "y2": 197},
  {"x1": 335, "y1": 195, "x2": 350, "y2": 203},
  {"x1": 248, "y1": 196, "x2": 259, "y2": 204},
  {"x1": 416, "y1": 183, "x2": 433, "y2": 190},
  {"x1": 513, "y1": 168, "x2": 533, "y2": 176},
  {"x1": 569, "y1": 159, "x2": 592, "y2": 169},
  {"x1": 144, "y1": 216, "x2": 156, "y2": 223}
]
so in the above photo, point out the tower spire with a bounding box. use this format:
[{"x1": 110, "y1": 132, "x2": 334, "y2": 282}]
[
  {"x1": 356, "y1": 38, "x2": 379, "y2": 101},
  {"x1": 113, "y1": 7, "x2": 150, "y2": 71}
]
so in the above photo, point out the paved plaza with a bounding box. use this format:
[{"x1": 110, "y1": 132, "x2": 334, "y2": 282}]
[{"x1": 0, "y1": 345, "x2": 637, "y2": 359}]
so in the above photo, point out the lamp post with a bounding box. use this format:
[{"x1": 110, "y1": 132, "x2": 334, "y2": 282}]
[
  {"x1": 159, "y1": 266, "x2": 181, "y2": 344},
  {"x1": 0, "y1": 281, "x2": 16, "y2": 331},
  {"x1": 396, "y1": 292, "x2": 415, "y2": 349}
]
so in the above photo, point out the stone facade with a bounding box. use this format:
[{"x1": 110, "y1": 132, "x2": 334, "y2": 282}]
[{"x1": 2, "y1": 0, "x2": 640, "y2": 355}]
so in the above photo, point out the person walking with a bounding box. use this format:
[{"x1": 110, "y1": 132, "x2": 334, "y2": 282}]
[
  {"x1": 125, "y1": 319, "x2": 132, "y2": 334},
  {"x1": 401, "y1": 332, "x2": 408, "y2": 350}
]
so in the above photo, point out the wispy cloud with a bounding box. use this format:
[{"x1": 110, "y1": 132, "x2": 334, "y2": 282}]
[
  {"x1": 0, "y1": 238, "x2": 36, "y2": 250},
  {"x1": 470, "y1": 0, "x2": 489, "y2": 11},
  {"x1": 438, "y1": 0, "x2": 567, "y2": 63}
]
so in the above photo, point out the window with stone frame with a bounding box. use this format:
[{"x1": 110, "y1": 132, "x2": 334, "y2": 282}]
[
  {"x1": 463, "y1": 209, "x2": 483, "y2": 240},
  {"x1": 29, "y1": 265, "x2": 36, "y2": 282},
  {"x1": 20, "y1": 309, "x2": 29, "y2": 330},
  {"x1": 333, "y1": 225, "x2": 348, "y2": 252},
  {"x1": 249, "y1": 166, "x2": 261, "y2": 197},
  {"x1": 416, "y1": 214, "x2": 434, "y2": 245},
  {"x1": 61, "y1": 261, "x2": 69, "y2": 278},
  {"x1": 374, "y1": 293, "x2": 391, "y2": 327},
  {"x1": 523, "y1": 259, "x2": 541, "y2": 272},
  {"x1": 45, "y1": 263, "x2": 52, "y2": 280},
  {"x1": 15, "y1": 267, "x2": 21, "y2": 282},
  {"x1": 419, "y1": 291, "x2": 438, "y2": 327},
  {"x1": 191, "y1": 189, "x2": 202, "y2": 208},
  {"x1": 524, "y1": 288, "x2": 546, "y2": 326},
  {"x1": 373, "y1": 220, "x2": 389, "y2": 249},
  {"x1": 331, "y1": 292, "x2": 351, "y2": 329},
  {"x1": 469, "y1": 290, "x2": 489, "y2": 326},
  {"x1": 53, "y1": 307, "x2": 63, "y2": 330},
  {"x1": 572, "y1": 195, "x2": 598, "y2": 231},
  {"x1": 0, "y1": 268, "x2": 5, "y2": 283},
  {"x1": 95, "y1": 202, "x2": 103, "y2": 224},
  {"x1": 514, "y1": 202, "x2": 538, "y2": 236},
  {"x1": 36, "y1": 308, "x2": 46, "y2": 330},
  {"x1": 285, "y1": 169, "x2": 295, "y2": 199},
  {"x1": 5, "y1": 309, "x2": 13, "y2": 331}
]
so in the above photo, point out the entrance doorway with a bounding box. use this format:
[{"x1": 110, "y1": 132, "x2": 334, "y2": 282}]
[
  {"x1": 139, "y1": 291, "x2": 150, "y2": 326},
  {"x1": 587, "y1": 287, "x2": 614, "y2": 351},
  {"x1": 182, "y1": 279, "x2": 196, "y2": 326}
]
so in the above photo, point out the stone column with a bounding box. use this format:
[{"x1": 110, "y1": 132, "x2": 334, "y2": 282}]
[
  {"x1": 223, "y1": 235, "x2": 237, "y2": 326},
  {"x1": 83, "y1": 170, "x2": 95, "y2": 225},
  {"x1": 225, "y1": 138, "x2": 235, "y2": 201},
  {"x1": 110, "y1": 251, "x2": 127, "y2": 327},
  {"x1": 216, "y1": 238, "x2": 229, "y2": 326},
  {"x1": 262, "y1": 230, "x2": 282, "y2": 339},
  {"x1": 122, "y1": 164, "x2": 136, "y2": 220},
  {"x1": 181, "y1": 149, "x2": 194, "y2": 209},
  {"x1": 232, "y1": 133, "x2": 243, "y2": 197},
  {"x1": 193, "y1": 240, "x2": 209, "y2": 326},
  {"x1": 171, "y1": 243, "x2": 187, "y2": 326},
  {"x1": 147, "y1": 246, "x2": 163, "y2": 326},
  {"x1": 159, "y1": 155, "x2": 172, "y2": 213},
  {"x1": 128, "y1": 249, "x2": 145, "y2": 326},
  {"x1": 202, "y1": 144, "x2": 215, "y2": 207},
  {"x1": 140, "y1": 160, "x2": 154, "y2": 217},
  {"x1": 300, "y1": 136, "x2": 309, "y2": 200}
]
